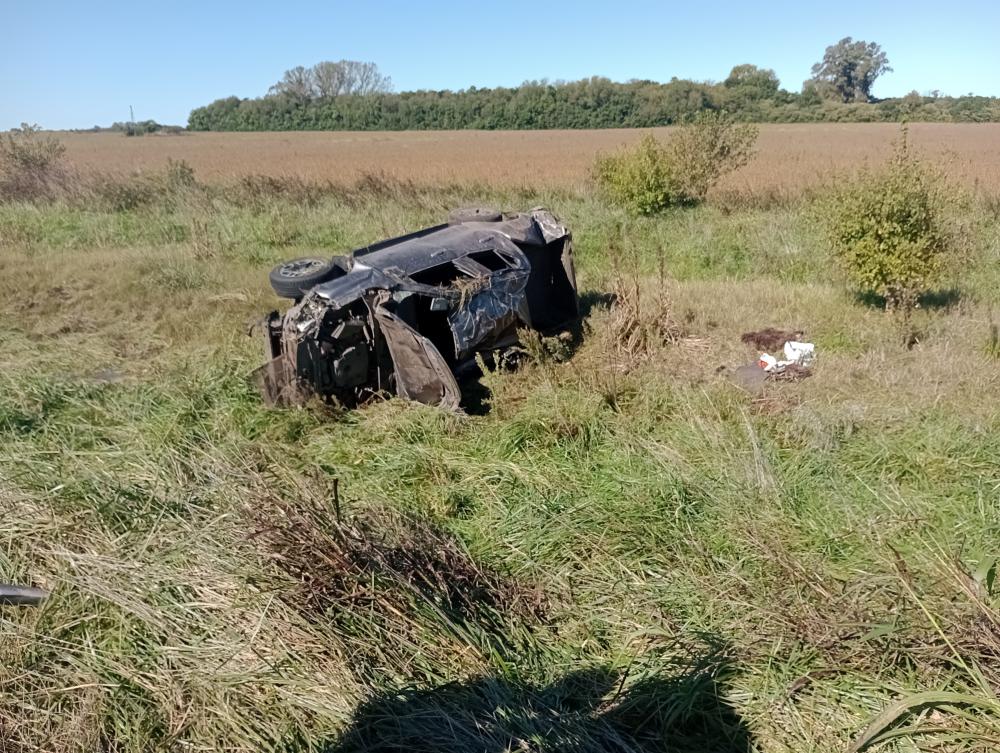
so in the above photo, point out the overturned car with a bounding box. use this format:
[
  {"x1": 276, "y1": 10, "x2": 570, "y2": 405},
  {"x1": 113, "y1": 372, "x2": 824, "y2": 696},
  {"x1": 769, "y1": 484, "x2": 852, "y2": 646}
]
[{"x1": 254, "y1": 208, "x2": 578, "y2": 410}]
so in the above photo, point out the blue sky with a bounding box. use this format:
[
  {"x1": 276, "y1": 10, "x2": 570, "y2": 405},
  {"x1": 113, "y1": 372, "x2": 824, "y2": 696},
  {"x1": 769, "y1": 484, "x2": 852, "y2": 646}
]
[{"x1": 3, "y1": 0, "x2": 999, "y2": 129}]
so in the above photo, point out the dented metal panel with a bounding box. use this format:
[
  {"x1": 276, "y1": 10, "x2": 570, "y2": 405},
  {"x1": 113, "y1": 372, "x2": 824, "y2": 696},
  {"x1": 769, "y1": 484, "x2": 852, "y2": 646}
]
[
  {"x1": 447, "y1": 268, "x2": 530, "y2": 360},
  {"x1": 373, "y1": 307, "x2": 461, "y2": 410}
]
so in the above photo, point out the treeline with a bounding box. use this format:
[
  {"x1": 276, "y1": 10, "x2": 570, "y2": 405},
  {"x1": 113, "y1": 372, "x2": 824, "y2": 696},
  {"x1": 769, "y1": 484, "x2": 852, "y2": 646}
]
[
  {"x1": 187, "y1": 78, "x2": 1000, "y2": 131},
  {"x1": 72, "y1": 121, "x2": 183, "y2": 135}
]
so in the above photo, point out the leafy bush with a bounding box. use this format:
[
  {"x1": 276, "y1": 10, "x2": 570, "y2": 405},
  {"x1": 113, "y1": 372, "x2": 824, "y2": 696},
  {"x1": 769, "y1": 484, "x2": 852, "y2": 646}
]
[
  {"x1": 593, "y1": 134, "x2": 674, "y2": 216},
  {"x1": 815, "y1": 133, "x2": 966, "y2": 310},
  {"x1": 593, "y1": 113, "x2": 758, "y2": 215},
  {"x1": 0, "y1": 123, "x2": 69, "y2": 200},
  {"x1": 666, "y1": 113, "x2": 759, "y2": 201}
]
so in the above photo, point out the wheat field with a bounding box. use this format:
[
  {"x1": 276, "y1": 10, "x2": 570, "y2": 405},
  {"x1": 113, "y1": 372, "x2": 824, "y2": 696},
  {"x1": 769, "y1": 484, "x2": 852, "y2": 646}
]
[{"x1": 57, "y1": 123, "x2": 1000, "y2": 194}]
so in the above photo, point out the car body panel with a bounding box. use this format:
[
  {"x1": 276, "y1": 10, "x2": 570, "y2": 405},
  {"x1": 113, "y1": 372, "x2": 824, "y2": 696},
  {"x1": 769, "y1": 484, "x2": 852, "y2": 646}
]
[{"x1": 373, "y1": 305, "x2": 461, "y2": 410}]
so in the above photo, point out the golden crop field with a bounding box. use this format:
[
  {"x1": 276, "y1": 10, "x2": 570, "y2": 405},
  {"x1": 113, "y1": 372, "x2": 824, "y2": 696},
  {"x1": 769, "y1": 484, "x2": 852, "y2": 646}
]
[{"x1": 57, "y1": 123, "x2": 1000, "y2": 194}]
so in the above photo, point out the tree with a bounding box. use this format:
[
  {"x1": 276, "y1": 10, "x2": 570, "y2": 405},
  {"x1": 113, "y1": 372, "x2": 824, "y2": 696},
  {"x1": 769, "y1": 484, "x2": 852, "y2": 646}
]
[
  {"x1": 809, "y1": 37, "x2": 891, "y2": 103},
  {"x1": 724, "y1": 64, "x2": 780, "y2": 99},
  {"x1": 313, "y1": 60, "x2": 392, "y2": 97},
  {"x1": 342, "y1": 60, "x2": 392, "y2": 95},
  {"x1": 268, "y1": 65, "x2": 316, "y2": 99},
  {"x1": 268, "y1": 61, "x2": 392, "y2": 99}
]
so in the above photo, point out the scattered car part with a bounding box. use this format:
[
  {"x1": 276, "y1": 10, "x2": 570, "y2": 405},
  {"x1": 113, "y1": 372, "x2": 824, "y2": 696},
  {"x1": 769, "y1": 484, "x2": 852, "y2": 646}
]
[
  {"x1": 0, "y1": 583, "x2": 48, "y2": 606},
  {"x1": 254, "y1": 208, "x2": 579, "y2": 410}
]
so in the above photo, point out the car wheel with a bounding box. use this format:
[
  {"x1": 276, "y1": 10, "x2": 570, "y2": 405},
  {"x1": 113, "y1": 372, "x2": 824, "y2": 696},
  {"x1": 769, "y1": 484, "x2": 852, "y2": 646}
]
[
  {"x1": 448, "y1": 207, "x2": 503, "y2": 224},
  {"x1": 269, "y1": 257, "x2": 340, "y2": 299}
]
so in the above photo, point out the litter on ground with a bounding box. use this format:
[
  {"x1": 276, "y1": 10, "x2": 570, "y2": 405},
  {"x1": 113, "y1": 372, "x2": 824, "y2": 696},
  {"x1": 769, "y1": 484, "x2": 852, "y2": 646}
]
[
  {"x1": 758, "y1": 340, "x2": 816, "y2": 372},
  {"x1": 729, "y1": 331, "x2": 816, "y2": 391}
]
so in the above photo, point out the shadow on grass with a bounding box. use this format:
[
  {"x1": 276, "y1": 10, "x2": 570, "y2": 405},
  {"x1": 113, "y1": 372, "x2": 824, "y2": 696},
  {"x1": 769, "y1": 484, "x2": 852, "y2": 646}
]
[
  {"x1": 854, "y1": 288, "x2": 962, "y2": 310},
  {"x1": 458, "y1": 376, "x2": 493, "y2": 416},
  {"x1": 330, "y1": 658, "x2": 751, "y2": 753},
  {"x1": 579, "y1": 290, "x2": 618, "y2": 319},
  {"x1": 546, "y1": 288, "x2": 617, "y2": 362}
]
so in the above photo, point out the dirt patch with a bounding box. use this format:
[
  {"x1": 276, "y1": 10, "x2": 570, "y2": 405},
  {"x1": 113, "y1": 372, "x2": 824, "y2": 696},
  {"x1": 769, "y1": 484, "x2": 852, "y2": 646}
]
[{"x1": 740, "y1": 327, "x2": 804, "y2": 352}]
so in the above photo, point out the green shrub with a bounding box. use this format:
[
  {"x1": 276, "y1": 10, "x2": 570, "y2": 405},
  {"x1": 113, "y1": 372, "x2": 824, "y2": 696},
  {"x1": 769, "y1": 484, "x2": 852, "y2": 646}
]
[
  {"x1": 814, "y1": 133, "x2": 966, "y2": 310},
  {"x1": 593, "y1": 134, "x2": 674, "y2": 216},
  {"x1": 666, "y1": 113, "x2": 759, "y2": 201},
  {"x1": 111, "y1": 119, "x2": 164, "y2": 136},
  {"x1": 593, "y1": 113, "x2": 758, "y2": 215}
]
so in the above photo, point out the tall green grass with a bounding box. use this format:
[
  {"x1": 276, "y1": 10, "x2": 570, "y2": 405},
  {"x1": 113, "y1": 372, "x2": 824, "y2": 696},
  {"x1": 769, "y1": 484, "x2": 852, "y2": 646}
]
[{"x1": 2, "y1": 176, "x2": 1000, "y2": 751}]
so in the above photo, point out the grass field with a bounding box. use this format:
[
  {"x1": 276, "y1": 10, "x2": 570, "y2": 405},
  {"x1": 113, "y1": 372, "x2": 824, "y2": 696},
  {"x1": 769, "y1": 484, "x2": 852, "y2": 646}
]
[{"x1": 2, "y1": 126, "x2": 1000, "y2": 752}]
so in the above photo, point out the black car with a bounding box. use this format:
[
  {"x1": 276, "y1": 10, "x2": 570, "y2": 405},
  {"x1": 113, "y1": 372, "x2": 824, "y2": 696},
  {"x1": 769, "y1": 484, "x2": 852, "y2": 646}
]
[{"x1": 254, "y1": 208, "x2": 578, "y2": 409}]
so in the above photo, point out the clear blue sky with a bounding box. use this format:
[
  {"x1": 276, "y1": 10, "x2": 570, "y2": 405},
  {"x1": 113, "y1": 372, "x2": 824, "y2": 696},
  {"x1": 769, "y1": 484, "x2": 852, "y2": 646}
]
[{"x1": 3, "y1": 0, "x2": 999, "y2": 129}]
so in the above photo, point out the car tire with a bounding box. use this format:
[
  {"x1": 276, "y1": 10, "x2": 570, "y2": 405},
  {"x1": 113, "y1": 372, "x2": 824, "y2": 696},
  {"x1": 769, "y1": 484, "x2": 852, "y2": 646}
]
[
  {"x1": 269, "y1": 257, "x2": 340, "y2": 299},
  {"x1": 448, "y1": 207, "x2": 503, "y2": 224}
]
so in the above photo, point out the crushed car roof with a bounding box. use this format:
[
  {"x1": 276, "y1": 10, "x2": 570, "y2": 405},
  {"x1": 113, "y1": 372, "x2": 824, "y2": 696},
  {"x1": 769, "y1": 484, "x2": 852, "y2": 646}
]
[{"x1": 311, "y1": 213, "x2": 568, "y2": 308}]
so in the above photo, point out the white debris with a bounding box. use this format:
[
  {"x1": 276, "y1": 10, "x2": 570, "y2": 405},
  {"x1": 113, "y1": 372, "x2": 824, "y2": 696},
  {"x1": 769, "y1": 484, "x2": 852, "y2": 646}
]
[
  {"x1": 758, "y1": 353, "x2": 778, "y2": 371},
  {"x1": 783, "y1": 340, "x2": 815, "y2": 366},
  {"x1": 758, "y1": 341, "x2": 816, "y2": 373}
]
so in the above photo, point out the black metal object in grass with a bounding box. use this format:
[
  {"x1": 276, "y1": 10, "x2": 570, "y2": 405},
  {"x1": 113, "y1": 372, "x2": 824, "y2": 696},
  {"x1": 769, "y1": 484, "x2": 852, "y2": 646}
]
[{"x1": 0, "y1": 583, "x2": 47, "y2": 606}]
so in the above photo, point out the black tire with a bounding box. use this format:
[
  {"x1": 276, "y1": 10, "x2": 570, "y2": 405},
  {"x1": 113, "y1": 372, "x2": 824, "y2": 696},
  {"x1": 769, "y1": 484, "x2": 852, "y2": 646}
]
[
  {"x1": 448, "y1": 207, "x2": 503, "y2": 224},
  {"x1": 269, "y1": 257, "x2": 340, "y2": 299}
]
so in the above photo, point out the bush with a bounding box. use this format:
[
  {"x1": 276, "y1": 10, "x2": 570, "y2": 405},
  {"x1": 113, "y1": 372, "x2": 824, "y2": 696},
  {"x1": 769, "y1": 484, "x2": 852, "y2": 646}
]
[
  {"x1": 593, "y1": 134, "x2": 674, "y2": 216},
  {"x1": 814, "y1": 132, "x2": 966, "y2": 310},
  {"x1": 593, "y1": 113, "x2": 758, "y2": 215},
  {"x1": 111, "y1": 119, "x2": 164, "y2": 136},
  {"x1": 88, "y1": 159, "x2": 200, "y2": 211},
  {"x1": 0, "y1": 123, "x2": 69, "y2": 201},
  {"x1": 666, "y1": 113, "x2": 759, "y2": 201}
]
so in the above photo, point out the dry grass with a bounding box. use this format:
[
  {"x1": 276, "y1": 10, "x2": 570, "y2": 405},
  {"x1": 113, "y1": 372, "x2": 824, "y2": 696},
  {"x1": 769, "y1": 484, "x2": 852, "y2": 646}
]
[
  {"x1": 55, "y1": 124, "x2": 1000, "y2": 196},
  {"x1": 3, "y1": 141, "x2": 1000, "y2": 750}
]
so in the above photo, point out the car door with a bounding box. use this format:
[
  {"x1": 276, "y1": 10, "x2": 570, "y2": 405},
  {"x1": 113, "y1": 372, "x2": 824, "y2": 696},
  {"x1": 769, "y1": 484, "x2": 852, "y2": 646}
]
[{"x1": 373, "y1": 306, "x2": 461, "y2": 410}]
